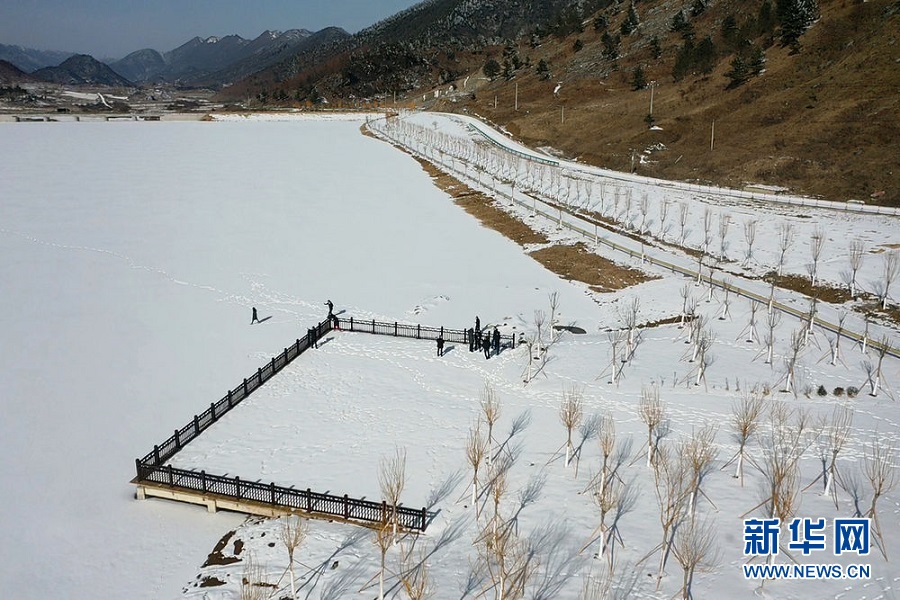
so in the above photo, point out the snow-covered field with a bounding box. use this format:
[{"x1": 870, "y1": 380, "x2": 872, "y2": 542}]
[{"x1": 1, "y1": 114, "x2": 898, "y2": 599}]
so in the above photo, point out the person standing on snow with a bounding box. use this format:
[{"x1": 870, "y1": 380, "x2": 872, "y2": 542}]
[
  {"x1": 482, "y1": 332, "x2": 491, "y2": 359},
  {"x1": 492, "y1": 327, "x2": 501, "y2": 356},
  {"x1": 467, "y1": 327, "x2": 476, "y2": 352},
  {"x1": 437, "y1": 334, "x2": 445, "y2": 357},
  {"x1": 251, "y1": 307, "x2": 260, "y2": 324},
  {"x1": 325, "y1": 299, "x2": 334, "y2": 318}
]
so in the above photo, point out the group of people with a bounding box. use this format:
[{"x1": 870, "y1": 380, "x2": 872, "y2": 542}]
[{"x1": 436, "y1": 317, "x2": 503, "y2": 359}]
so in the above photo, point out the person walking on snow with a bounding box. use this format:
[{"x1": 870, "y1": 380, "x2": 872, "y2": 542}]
[
  {"x1": 492, "y1": 326, "x2": 501, "y2": 356},
  {"x1": 437, "y1": 334, "x2": 445, "y2": 357},
  {"x1": 251, "y1": 307, "x2": 260, "y2": 324},
  {"x1": 467, "y1": 327, "x2": 476, "y2": 352},
  {"x1": 482, "y1": 333, "x2": 491, "y2": 359}
]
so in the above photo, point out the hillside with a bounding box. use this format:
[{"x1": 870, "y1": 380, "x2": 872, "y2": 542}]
[
  {"x1": 223, "y1": 0, "x2": 899, "y2": 205},
  {"x1": 32, "y1": 54, "x2": 133, "y2": 87}
]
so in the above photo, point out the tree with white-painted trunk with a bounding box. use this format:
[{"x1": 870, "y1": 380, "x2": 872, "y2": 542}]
[
  {"x1": 846, "y1": 238, "x2": 865, "y2": 299},
  {"x1": 717, "y1": 212, "x2": 730, "y2": 261},
  {"x1": 701, "y1": 207, "x2": 713, "y2": 258},
  {"x1": 672, "y1": 514, "x2": 717, "y2": 600},
  {"x1": 559, "y1": 386, "x2": 584, "y2": 470},
  {"x1": 639, "y1": 385, "x2": 665, "y2": 469},
  {"x1": 683, "y1": 425, "x2": 719, "y2": 519},
  {"x1": 807, "y1": 227, "x2": 826, "y2": 288},
  {"x1": 743, "y1": 219, "x2": 758, "y2": 265},
  {"x1": 658, "y1": 200, "x2": 671, "y2": 239},
  {"x1": 806, "y1": 405, "x2": 853, "y2": 509},
  {"x1": 879, "y1": 250, "x2": 899, "y2": 309},
  {"x1": 465, "y1": 422, "x2": 488, "y2": 514},
  {"x1": 639, "y1": 193, "x2": 650, "y2": 234},
  {"x1": 863, "y1": 436, "x2": 897, "y2": 559},
  {"x1": 279, "y1": 513, "x2": 308, "y2": 600},
  {"x1": 481, "y1": 383, "x2": 501, "y2": 457},
  {"x1": 721, "y1": 392, "x2": 765, "y2": 486},
  {"x1": 379, "y1": 447, "x2": 407, "y2": 541},
  {"x1": 776, "y1": 222, "x2": 794, "y2": 277},
  {"x1": 678, "y1": 202, "x2": 690, "y2": 245}
]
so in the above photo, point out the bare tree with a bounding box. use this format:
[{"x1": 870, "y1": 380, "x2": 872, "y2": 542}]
[
  {"x1": 777, "y1": 222, "x2": 794, "y2": 277},
  {"x1": 658, "y1": 200, "x2": 671, "y2": 239},
  {"x1": 280, "y1": 513, "x2": 308, "y2": 600},
  {"x1": 806, "y1": 227, "x2": 826, "y2": 288},
  {"x1": 879, "y1": 250, "x2": 899, "y2": 309},
  {"x1": 867, "y1": 335, "x2": 891, "y2": 397},
  {"x1": 737, "y1": 301, "x2": 760, "y2": 343},
  {"x1": 548, "y1": 291, "x2": 560, "y2": 342},
  {"x1": 639, "y1": 193, "x2": 650, "y2": 234},
  {"x1": 466, "y1": 422, "x2": 488, "y2": 512},
  {"x1": 240, "y1": 552, "x2": 269, "y2": 600},
  {"x1": 743, "y1": 219, "x2": 758, "y2": 265},
  {"x1": 781, "y1": 330, "x2": 804, "y2": 395},
  {"x1": 620, "y1": 298, "x2": 641, "y2": 362},
  {"x1": 806, "y1": 406, "x2": 853, "y2": 508},
  {"x1": 372, "y1": 517, "x2": 394, "y2": 600},
  {"x1": 683, "y1": 425, "x2": 720, "y2": 519},
  {"x1": 678, "y1": 203, "x2": 690, "y2": 245},
  {"x1": 560, "y1": 387, "x2": 585, "y2": 469},
  {"x1": 721, "y1": 392, "x2": 766, "y2": 485},
  {"x1": 763, "y1": 310, "x2": 781, "y2": 366},
  {"x1": 639, "y1": 385, "x2": 665, "y2": 468},
  {"x1": 847, "y1": 239, "x2": 865, "y2": 298},
  {"x1": 679, "y1": 284, "x2": 691, "y2": 329},
  {"x1": 717, "y1": 212, "x2": 731, "y2": 261},
  {"x1": 672, "y1": 515, "x2": 718, "y2": 600},
  {"x1": 481, "y1": 383, "x2": 502, "y2": 455},
  {"x1": 399, "y1": 543, "x2": 432, "y2": 600},
  {"x1": 863, "y1": 436, "x2": 897, "y2": 559},
  {"x1": 701, "y1": 208, "x2": 713, "y2": 257},
  {"x1": 649, "y1": 444, "x2": 688, "y2": 588},
  {"x1": 380, "y1": 447, "x2": 407, "y2": 540}
]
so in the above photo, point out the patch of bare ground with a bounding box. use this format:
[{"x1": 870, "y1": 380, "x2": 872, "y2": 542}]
[
  {"x1": 763, "y1": 272, "x2": 900, "y2": 327},
  {"x1": 199, "y1": 576, "x2": 225, "y2": 588},
  {"x1": 202, "y1": 530, "x2": 242, "y2": 567},
  {"x1": 413, "y1": 157, "x2": 654, "y2": 292},
  {"x1": 529, "y1": 242, "x2": 655, "y2": 292}
]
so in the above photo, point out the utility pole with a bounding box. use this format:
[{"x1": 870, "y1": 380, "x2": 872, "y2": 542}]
[
  {"x1": 494, "y1": 95, "x2": 498, "y2": 109},
  {"x1": 561, "y1": 105, "x2": 565, "y2": 124},
  {"x1": 710, "y1": 120, "x2": 715, "y2": 151},
  {"x1": 649, "y1": 81, "x2": 657, "y2": 116}
]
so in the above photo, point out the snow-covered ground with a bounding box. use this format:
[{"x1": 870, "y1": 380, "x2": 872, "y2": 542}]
[{"x1": 1, "y1": 114, "x2": 898, "y2": 599}]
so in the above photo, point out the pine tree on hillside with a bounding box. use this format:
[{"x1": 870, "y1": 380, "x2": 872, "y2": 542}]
[
  {"x1": 632, "y1": 65, "x2": 647, "y2": 90},
  {"x1": 777, "y1": 0, "x2": 819, "y2": 49},
  {"x1": 725, "y1": 55, "x2": 750, "y2": 88},
  {"x1": 621, "y1": 2, "x2": 640, "y2": 36}
]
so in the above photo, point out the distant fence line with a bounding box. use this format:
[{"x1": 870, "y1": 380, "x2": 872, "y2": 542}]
[
  {"x1": 369, "y1": 121, "x2": 899, "y2": 361},
  {"x1": 134, "y1": 315, "x2": 501, "y2": 531}
]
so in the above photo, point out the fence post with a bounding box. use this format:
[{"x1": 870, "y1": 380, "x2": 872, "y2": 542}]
[
  {"x1": 167, "y1": 464, "x2": 174, "y2": 486},
  {"x1": 174, "y1": 429, "x2": 181, "y2": 450},
  {"x1": 194, "y1": 415, "x2": 200, "y2": 435},
  {"x1": 210, "y1": 402, "x2": 216, "y2": 420},
  {"x1": 271, "y1": 357, "x2": 276, "y2": 373},
  {"x1": 135, "y1": 458, "x2": 142, "y2": 479},
  {"x1": 421, "y1": 507, "x2": 427, "y2": 531},
  {"x1": 344, "y1": 494, "x2": 350, "y2": 519},
  {"x1": 394, "y1": 322, "x2": 398, "y2": 336},
  {"x1": 295, "y1": 339, "x2": 301, "y2": 354},
  {"x1": 154, "y1": 445, "x2": 160, "y2": 465},
  {"x1": 270, "y1": 482, "x2": 276, "y2": 505},
  {"x1": 350, "y1": 317, "x2": 354, "y2": 331},
  {"x1": 417, "y1": 324, "x2": 421, "y2": 339},
  {"x1": 227, "y1": 389, "x2": 233, "y2": 408},
  {"x1": 257, "y1": 367, "x2": 263, "y2": 385},
  {"x1": 306, "y1": 488, "x2": 312, "y2": 512},
  {"x1": 243, "y1": 378, "x2": 248, "y2": 395},
  {"x1": 440, "y1": 326, "x2": 444, "y2": 336},
  {"x1": 201, "y1": 470, "x2": 207, "y2": 493},
  {"x1": 372, "y1": 319, "x2": 376, "y2": 333},
  {"x1": 235, "y1": 476, "x2": 241, "y2": 500}
]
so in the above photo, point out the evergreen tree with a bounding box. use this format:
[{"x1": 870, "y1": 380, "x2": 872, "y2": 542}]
[
  {"x1": 483, "y1": 59, "x2": 501, "y2": 79},
  {"x1": 621, "y1": 3, "x2": 640, "y2": 36},
  {"x1": 632, "y1": 65, "x2": 647, "y2": 90},
  {"x1": 594, "y1": 15, "x2": 609, "y2": 32},
  {"x1": 777, "y1": 0, "x2": 819, "y2": 48},
  {"x1": 694, "y1": 36, "x2": 718, "y2": 75},
  {"x1": 671, "y1": 11, "x2": 689, "y2": 33},
  {"x1": 650, "y1": 36, "x2": 662, "y2": 59},
  {"x1": 757, "y1": 1, "x2": 777, "y2": 35},
  {"x1": 574, "y1": 38, "x2": 584, "y2": 52},
  {"x1": 672, "y1": 40, "x2": 695, "y2": 81},
  {"x1": 750, "y1": 46, "x2": 767, "y2": 75},
  {"x1": 536, "y1": 58, "x2": 551, "y2": 79},
  {"x1": 725, "y1": 55, "x2": 750, "y2": 88},
  {"x1": 721, "y1": 15, "x2": 739, "y2": 48},
  {"x1": 601, "y1": 31, "x2": 621, "y2": 60},
  {"x1": 691, "y1": 0, "x2": 707, "y2": 17}
]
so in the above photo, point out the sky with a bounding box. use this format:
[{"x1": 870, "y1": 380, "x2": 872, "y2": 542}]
[{"x1": 0, "y1": 0, "x2": 422, "y2": 59}]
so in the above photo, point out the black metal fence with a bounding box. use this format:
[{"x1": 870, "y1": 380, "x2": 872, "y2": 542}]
[
  {"x1": 136, "y1": 462, "x2": 428, "y2": 531},
  {"x1": 342, "y1": 316, "x2": 516, "y2": 348},
  {"x1": 132, "y1": 315, "x2": 506, "y2": 532}
]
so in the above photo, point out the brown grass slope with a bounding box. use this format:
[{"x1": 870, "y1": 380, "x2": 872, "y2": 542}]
[{"x1": 440, "y1": 0, "x2": 899, "y2": 204}]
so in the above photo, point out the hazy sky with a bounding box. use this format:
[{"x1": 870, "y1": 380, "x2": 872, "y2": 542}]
[{"x1": 0, "y1": 0, "x2": 422, "y2": 59}]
